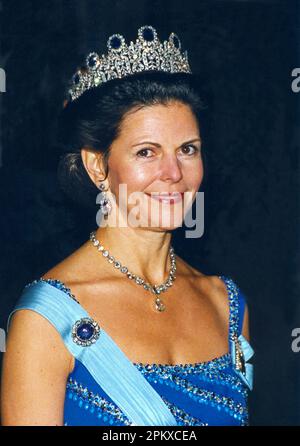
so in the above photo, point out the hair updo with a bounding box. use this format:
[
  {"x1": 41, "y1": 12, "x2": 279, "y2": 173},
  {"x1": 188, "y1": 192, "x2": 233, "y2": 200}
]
[{"x1": 56, "y1": 70, "x2": 207, "y2": 209}]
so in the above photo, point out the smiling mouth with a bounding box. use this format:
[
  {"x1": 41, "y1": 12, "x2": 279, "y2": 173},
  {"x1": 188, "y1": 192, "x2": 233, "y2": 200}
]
[{"x1": 145, "y1": 192, "x2": 184, "y2": 203}]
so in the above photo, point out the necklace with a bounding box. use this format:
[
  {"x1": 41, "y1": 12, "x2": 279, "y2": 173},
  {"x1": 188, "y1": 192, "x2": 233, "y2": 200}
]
[{"x1": 89, "y1": 231, "x2": 177, "y2": 312}]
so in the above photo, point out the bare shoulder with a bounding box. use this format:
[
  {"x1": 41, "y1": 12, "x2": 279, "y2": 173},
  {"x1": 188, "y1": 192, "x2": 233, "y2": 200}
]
[
  {"x1": 41, "y1": 244, "x2": 86, "y2": 283},
  {"x1": 40, "y1": 238, "x2": 101, "y2": 285},
  {"x1": 176, "y1": 255, "x2": 231, "y2": 321},
  {"x1": 180, "y1": 258, "x2": 251, "y2": 342},
  {"x1": 1, "y1": 307, "x2": 71, "y2": 425},
  {"x1": 180, "y1": 258, "x2": 250, "y2": 340},
  {"x1": 5, "y1": 308, "x2": 72, "y2": 374},
  {"x1": 3, "y1": 242, "x2": 84, "y2": 389},
  {"x1": 38, "y1": 241, "x2": 97, "y2": 376},
  {"x1": 176, "y1": 255, "x2": 228, "y2": 301}
]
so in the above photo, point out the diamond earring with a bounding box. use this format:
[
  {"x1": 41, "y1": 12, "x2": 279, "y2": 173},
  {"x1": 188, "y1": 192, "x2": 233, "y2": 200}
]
[{"x1": 98, "y1": 183, "x2": 112, "y2": 217}]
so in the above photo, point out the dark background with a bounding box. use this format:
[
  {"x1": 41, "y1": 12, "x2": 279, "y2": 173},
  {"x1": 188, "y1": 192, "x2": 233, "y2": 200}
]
[{"x1": 0, "y1": 0, "x2": 299, "y2": 425}]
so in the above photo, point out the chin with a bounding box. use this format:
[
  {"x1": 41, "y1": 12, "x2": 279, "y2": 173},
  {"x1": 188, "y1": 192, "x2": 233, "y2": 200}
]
[
  {"x1": 126, "y1": 199, "x2": 186, "y2": 230},
  {"x1": 140, "y1": 223, "x2": 182, "y2": 233},
  {"x1": 144, "y1": 212, "x2": 185, "y2": 231}
]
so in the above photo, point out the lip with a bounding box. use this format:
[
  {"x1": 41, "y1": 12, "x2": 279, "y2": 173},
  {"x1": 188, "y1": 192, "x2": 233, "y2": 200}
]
[{"x1": 145, "y1": 192, "x2": 184, "y2": 204}]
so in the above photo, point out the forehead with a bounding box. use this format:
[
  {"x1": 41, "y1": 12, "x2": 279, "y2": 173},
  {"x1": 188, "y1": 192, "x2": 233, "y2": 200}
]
[{"x1": 118, "y1": 101, "x2": 199, "y2": 141}]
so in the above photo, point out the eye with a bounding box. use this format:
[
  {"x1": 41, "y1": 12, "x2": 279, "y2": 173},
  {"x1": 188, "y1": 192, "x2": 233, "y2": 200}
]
[
  {"x1": 136, "y1": 148, "x2": 154, "y2": 158},
  {"x1": 180, "y1": 144, "x2": 200, "y2": 156},
  {"x1": 136, "y1": 145, "x2": 200, "y2": 158}
]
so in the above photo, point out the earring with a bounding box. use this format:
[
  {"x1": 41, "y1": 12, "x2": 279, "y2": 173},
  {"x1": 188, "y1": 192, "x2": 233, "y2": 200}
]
[{"x1": 98, "y1": 182, "x2": 112, "y2": 217}]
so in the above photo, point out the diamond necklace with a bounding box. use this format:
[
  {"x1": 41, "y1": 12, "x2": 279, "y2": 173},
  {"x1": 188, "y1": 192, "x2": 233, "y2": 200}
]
[{"x1": 89, "y1": 230, "x2": 177, "y2": 312}]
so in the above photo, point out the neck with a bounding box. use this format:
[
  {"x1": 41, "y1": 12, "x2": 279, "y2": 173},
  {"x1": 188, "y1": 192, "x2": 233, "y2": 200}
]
[{"x1": 92, "y1": 225, "x2": 173, "y2": 285}]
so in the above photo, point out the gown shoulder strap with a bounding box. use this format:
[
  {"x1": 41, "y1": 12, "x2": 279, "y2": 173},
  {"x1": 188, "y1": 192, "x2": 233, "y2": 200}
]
[
  {"x1": 237, "y1": 286, "x2": 246, "y2": 337},
  {"x1": 7, "y1": 278, "x2": 178, "y2": 426},
  {"x1": 219, "y1": 275, "x2": 254, "y2": 391},
  {"x1": 219, "y1": 275, "x2": 247, "y2": 341}
]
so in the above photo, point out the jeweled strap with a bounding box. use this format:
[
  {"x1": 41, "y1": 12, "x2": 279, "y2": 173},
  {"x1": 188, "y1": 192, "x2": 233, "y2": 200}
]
[
  {"x1": 237, "y1": 290, "x2": 246, "y2": 337},
  {"x1": 220, "y1": 275, "x2": 254, "y2": 390},
  {"x1": 6, "y1": 280, "x2": 178, "y2": 426}
]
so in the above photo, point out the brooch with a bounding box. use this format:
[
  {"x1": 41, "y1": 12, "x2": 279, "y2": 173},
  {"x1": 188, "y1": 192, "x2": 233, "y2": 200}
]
[{"x1": 71, "y1": 317, "x2": 101, "y2": 347}]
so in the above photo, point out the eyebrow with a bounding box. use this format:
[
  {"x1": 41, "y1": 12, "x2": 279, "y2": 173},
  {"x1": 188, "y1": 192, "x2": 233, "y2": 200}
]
[{"x1": 131, "y1": 138, "x2": 201, "y2": 148}]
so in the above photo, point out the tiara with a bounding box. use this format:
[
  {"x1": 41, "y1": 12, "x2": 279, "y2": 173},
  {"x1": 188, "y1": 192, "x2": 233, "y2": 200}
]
[{"x1": 66, "y1": 25, "x2": 192, "y2": 104}]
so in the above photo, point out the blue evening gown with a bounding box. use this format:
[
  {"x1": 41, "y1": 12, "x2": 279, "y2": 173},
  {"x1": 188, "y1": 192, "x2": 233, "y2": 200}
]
[{"x1": 6, "y1": 275, "x2": 254, "y2": 426}]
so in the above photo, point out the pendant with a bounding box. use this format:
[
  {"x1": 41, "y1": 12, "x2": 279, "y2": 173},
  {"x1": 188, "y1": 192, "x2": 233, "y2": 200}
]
[{"x1": 155, "y1": 297, "x2": 166, "y2": 312}]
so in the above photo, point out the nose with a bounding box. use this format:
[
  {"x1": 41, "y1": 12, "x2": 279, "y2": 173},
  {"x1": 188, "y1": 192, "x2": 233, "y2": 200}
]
[{"x1": 159, "y1": 153, "x2": 183, "y2": 183}]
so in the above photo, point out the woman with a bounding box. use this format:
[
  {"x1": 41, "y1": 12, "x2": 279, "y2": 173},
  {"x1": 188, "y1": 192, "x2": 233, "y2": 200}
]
[{"x1": 1, "y1": 25, "x2": 254, "y2": 426}]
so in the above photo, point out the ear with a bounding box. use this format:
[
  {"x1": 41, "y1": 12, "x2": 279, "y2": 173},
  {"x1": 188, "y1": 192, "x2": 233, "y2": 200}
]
[{"x1": 81, "y1": 147, "x2": 106, "y2": 187}]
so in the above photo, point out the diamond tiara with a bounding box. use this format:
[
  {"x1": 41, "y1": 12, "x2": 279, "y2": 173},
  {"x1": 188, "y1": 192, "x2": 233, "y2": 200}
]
[{"x1": 65, "y1": 25, "x2": 192, "y2": 105}]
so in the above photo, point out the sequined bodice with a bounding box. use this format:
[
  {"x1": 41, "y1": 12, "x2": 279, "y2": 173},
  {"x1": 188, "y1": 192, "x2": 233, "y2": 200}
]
[{"x1": 19, "y1": 275, "x2": 254, "y2": 426}]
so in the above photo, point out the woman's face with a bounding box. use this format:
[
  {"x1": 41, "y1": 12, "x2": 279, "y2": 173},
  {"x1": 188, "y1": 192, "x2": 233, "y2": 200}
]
[{"x1": 103, "y1": 100, "x2": 203, "y2": 231}]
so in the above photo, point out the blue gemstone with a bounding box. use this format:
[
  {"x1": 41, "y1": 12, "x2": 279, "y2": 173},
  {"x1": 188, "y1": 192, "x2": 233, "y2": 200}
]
[
  {"x1": 73, "y1": 74, "x2": 80, "y2": 85},
  {"x1": 111, "y1": 36, "x2": 121, "y2": 49},
  {"x1": 143, "y1": 28, "x2": 154, "y2": 41},
  {"x1": 88, "y1": 55, "x2": 97, "y2": 67},
  {"x1": 173, "y1": 35, "x2": 180, "y2": 49},
  {"x1": 76, "y1": 322, "x2": 94, "y2": 340}
]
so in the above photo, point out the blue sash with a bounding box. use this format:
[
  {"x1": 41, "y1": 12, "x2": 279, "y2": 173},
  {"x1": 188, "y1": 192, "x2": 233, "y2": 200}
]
[{"x1": 7, "y1": 281, "x2": 178, "y2": 426}]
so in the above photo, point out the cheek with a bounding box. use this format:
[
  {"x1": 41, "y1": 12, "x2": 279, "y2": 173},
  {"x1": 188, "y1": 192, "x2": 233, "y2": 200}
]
[
  {"x1": 108, "y1": 160, "x2": 152, "y2": 196},
  {"x1": 184, "y1": 159, "x2": 204, "y2": 189},
  {"x1": 108, "y1": 156, "x2": 204, "y2": 195}
]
